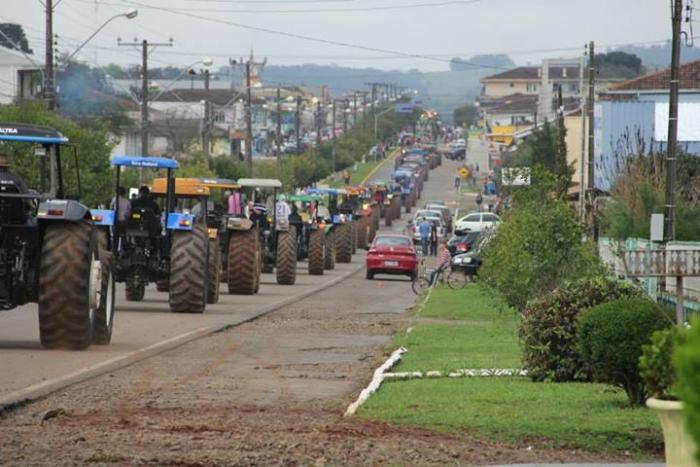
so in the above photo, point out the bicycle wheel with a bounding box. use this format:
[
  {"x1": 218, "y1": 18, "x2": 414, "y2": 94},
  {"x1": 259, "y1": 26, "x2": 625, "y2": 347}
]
[
  {"x1": 412, "y1": 276, "x2": 431, "y2": 295},
  {"x1": 447, "y1": 270, "x2": 468, "y2": 289}
]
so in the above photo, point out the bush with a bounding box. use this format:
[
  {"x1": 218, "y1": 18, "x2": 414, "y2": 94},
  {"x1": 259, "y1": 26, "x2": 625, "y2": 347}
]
[
  {"x1": 479, "y1": 174, "x2": 605, "y2": 310},
  {"x1": 639, "y1": 326, "x2": 686, "y2": 400},
  {"x1": 520, "y1": 277, "x2": 641, "y2": 382},
  {"x1": 577, "y1": 298, "x2": 671, "y2": 406},
  {"x1": 676, "y1": 319, "x2": 700, "y2": 462}
]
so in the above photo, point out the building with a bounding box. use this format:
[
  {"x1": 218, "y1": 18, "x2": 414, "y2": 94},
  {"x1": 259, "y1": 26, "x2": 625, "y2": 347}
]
[
  {"x1": 0, "y1": 46, "x2": 41, "y2": 104},
  {"x1": 480, "y1": 60, "x2": 583, "y2": 99},
  {"x1": 593, "y1": 59, "x2": 700, "y2": 190}
]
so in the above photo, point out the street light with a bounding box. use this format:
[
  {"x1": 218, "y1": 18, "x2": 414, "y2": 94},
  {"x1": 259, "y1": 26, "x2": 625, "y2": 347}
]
[
  {"x1": 151, "y1": 58, "x2": 213, "y2": 101},
  {"x1": 66, "y1": 9, "x2": 138, "y2": 63}
]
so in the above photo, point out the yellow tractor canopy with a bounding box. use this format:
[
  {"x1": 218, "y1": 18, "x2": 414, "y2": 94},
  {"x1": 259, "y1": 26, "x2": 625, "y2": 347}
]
[
  {"x1": 151, "y1": 177, "x2": 211, "y2": 197},
  {"x1": 196, "y1": 178, "x2": 241, "y2": 190}
]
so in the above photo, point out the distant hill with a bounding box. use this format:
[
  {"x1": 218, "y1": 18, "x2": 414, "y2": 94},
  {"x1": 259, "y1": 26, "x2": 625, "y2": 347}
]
[
  {"x1": 217, "y1": 62, "x2": 491, "y2": 124},
  {"x1": 614, "y1": 42, "x2": 700, "y2": 71}
]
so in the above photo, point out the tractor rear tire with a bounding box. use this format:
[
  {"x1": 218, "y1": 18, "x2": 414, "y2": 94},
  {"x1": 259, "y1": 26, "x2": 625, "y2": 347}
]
[
  {"x1": 93, "y1": 230, "x2": 114, "y2": 345},
  {"x1": 227, "y1": 228, "x2": 260, "y2": 295},
  {"x1": 405, "y1": 196, "x2": 412, "y2": 214},
  {"x1": 126, "y1": 278, "x2": 145, "y2": 302},
  {"x1": 276, "y1": 226, "x2": 297, "y2": 285},
  {"x1": 356, "y1": 217, "x2": 369, "y2": 249},
  {"x1": 156, "y1": 278, "x2": 169, "y2": 292},
  {"x1": 169, "y1": 223, "x2": 207, "y2": 313},
  {"x1": 350, "y1": 221, "x2": 357, "y2": 254},
  {"x1": 38, "y1": 221, "x2": 96, "y2": 350},
  {"x1": 385, "y1": 207, "x2": 393, "y2": 227},
  {"x1": 207, "y1": 238, "x2": 221, "y2": 304},
  {"x1": 308, "y1": 229, "x2": 325, "y2": 275},
  {"x1": 324, "y1": 230, "x2": 336, "y2": 270},
  {"x1": 335, "y1": 223, "x2": 353, "y2": 263}
]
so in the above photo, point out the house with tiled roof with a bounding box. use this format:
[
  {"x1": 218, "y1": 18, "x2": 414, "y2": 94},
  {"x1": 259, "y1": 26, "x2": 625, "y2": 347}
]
[{"x1": 591, "y1": 59, "x2": 700, "y2": 191}]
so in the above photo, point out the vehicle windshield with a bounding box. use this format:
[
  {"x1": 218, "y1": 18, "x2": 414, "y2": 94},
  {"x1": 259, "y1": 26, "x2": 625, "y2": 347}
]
[{"x1": 375, "y1": 236, "x2": 412, "y2": 247}]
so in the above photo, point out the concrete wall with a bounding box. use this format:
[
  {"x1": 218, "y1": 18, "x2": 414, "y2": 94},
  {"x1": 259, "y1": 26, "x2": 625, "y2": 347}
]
[
  {"x1": 482, "y1": 81, "x2": 531, "y2": 97},
  {"x1": 564, "y1": 115, "x2": 588, "y2": 189}
]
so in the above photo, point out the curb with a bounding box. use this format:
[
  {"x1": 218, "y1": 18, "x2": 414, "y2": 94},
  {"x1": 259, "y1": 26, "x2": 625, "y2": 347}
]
[
  {"x1": 0, "y1": 262, "x2": 365, "y2": 413},
  {"x1": 360, "y1": 148, "x2": 401, "y2": 185}
]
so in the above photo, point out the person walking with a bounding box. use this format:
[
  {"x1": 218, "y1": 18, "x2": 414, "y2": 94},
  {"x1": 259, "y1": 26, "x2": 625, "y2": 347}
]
[
  {"x1": 110, "y1": 186, "x2": 131, "y2": 222},
  {"x1": 454, "y1": 170, "x2": 461, "y2": 190},
  {"x1": 418, "y1": 217, "x2": 431, "y2": 256},
  {"x1": 429, "y1": 222, "x2": 438, "y2": 256},
  {"x1": 475, "y1": 192, "x2": 483, "y2": 211}
]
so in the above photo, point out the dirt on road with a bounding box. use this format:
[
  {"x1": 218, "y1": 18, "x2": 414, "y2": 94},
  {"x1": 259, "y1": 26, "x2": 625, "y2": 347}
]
[{"x1": 0, "y1": 269, "x2": 635, "y2": 467}]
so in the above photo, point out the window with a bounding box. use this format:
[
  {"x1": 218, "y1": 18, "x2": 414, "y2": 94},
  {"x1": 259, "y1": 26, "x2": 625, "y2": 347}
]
[
  {"x1": 375, "y1": 236, "x2": 411, "y2": 246},
  {"x1": 213, "y1": 111, "x2": 226, "y2": 123},
  {"x1": 526, "y1": 83, "x2": 538, "y2": 93},
  {"x1": 483, "y1": 214, "x2": 500, "y2": 222},
  {"x1": 462, "y1": 214, "x2": 481, "y2": 222},
  {"x1": 509, "y1": 82, "x2": 515, "y2": 88}
]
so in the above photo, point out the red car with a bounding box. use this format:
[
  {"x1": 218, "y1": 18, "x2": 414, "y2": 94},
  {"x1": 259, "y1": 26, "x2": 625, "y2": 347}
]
[{"x1": 366, "y1": 234, "x2": 418, "y2": 280}]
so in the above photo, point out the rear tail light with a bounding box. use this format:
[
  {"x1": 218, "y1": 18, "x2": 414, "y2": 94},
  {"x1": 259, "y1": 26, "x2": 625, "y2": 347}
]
[
  {"x1": 368, "y1": 248, "x2": 377, "y2": 254},
  {"x1": 457, "y1": 243, "x2": 468, "y2": 252}
]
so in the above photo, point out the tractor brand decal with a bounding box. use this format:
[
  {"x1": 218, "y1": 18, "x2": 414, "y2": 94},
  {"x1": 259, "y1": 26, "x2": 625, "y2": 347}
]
[{"x1": 0, "y1": 128, "x2": 18, "y2": 134}]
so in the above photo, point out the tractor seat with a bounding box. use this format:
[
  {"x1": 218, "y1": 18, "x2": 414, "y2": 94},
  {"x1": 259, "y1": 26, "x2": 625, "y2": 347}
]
[{"x1": 126, "y1": 208, "x2": 161, "y2": 237}]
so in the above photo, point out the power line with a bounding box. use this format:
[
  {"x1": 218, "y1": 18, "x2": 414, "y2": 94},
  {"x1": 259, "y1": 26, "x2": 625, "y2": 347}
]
[{"x1": 79, "y1": 0, "x2": 481, "y2": 13}]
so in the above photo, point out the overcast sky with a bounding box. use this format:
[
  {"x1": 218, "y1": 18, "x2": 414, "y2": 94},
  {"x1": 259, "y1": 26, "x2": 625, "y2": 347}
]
[{"x1": 3, "y1": 0, "x2": 674, "y2": 72}]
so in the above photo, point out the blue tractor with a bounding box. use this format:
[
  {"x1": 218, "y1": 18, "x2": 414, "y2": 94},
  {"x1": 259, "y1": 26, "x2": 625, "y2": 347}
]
[
  {"x1": 93, "y1": 156, "x2": 209, "y2": 313},
  {"x1": 0, "y1": 123, "x2": 114, "y2": 349}
]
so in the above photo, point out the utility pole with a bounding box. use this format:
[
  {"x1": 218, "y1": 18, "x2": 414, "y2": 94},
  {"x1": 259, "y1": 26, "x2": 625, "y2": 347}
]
[
  {"x1": 276, "y1": 87, "x2": 282, "y2": 166},
  {"x1": 44, "y1": 0, "x2": 55, "y2": 110},
  {"x1": 245, "y1": 61, "x2": 253, "y2": 174},
  {"x1": 316, "y1": 100, "x2": 322, "y2": 148},
  {"x1": 295, "y1": 96, "x2": 301, "y2": 156},
  {"x1": 118, "y1": 38, "x2": 173, "y2": 159},
  {"x1": 586, "y1": 41, "x2": 596, "y2": 239},
  {"x1": 343, "y1": 99, "x2": 349, "y2": 134},
  {"x1": 578, "y1": 54, "x2": 587, "y2": 220},
  {"x1": 665, "y1": 0, "x2": 683, "y2": 243},
  {"x1": 331, "y1": 100, "x2": 337, "y2": 174},
  {"x1": 353, "y1": 92, "x2": 358, "y2": 127},
  {"x1": 202, "y1": 69, "x2": 211, "y2": 158}
]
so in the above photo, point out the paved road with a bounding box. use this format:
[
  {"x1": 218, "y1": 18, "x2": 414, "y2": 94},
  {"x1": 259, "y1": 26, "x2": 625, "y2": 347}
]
[{"x1": 0, "y1": 150, "x2": 462, "y2": 408}]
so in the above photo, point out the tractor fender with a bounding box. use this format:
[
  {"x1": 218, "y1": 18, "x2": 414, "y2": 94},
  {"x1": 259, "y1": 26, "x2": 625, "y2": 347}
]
[
  {"x1": 166, "y1": 212, "x2": 195, "y2": 231},
  {"x1": 226, "y1": 217, "x2": 253, "y2": 231},
  {"x1": 37, "y1": 199, "x2": 90, "y2": 222}
]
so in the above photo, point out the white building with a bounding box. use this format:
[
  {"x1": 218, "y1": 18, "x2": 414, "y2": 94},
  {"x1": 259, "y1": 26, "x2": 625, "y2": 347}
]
[{"x1": 0, "y1": 46, "x2": 41, "y2": 104}]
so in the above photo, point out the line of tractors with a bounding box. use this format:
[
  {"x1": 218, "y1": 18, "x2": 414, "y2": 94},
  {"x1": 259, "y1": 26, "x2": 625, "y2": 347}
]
[{"x1": 0, "y1": 123, "x2": 440, "y2": 350}]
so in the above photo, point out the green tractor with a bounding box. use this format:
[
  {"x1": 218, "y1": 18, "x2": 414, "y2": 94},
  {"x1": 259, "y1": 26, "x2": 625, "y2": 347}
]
[
  {"x1": 306, "y1": 188, "x2": 354, "y2": 264},
  {"x1": 237, "y1": 179, "x2": 298, "y2": 285},
  {"x1": 285, "y1": 193, "x2": 330, "y2": 275}
]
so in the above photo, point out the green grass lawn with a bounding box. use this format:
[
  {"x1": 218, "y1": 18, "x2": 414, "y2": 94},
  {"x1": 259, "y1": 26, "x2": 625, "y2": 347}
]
[
  {"x1": 359, "y1": 378, "x2": 662, "y2": 455},
  {"x1": 357, "y1": 285, "x2": 663, "y2": 457}
]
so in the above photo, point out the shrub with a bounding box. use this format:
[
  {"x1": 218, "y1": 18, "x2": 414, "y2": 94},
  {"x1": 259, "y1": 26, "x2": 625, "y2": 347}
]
[
  {"x1": 479, "y1": 173, "x2": 604, "y2": 310},
  {"x1": 676, "y1": 319, "x2": 700, "y2": 462},
  {"x1": 577, "y1": 298, "x2": 671, "y2": 406},
  {"x1": 639, "y1": 326, "x2": 686, "y2": 400},
  {"x1": 520, "y1": 277, "x2": 641, "y2": 382}
]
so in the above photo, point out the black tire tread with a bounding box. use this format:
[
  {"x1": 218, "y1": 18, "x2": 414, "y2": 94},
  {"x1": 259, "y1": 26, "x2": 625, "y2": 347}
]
[
  {"x1": 276, "y1": 226, "x2": 297, "y2": 285},
  {"x1": 227, "y1": 228, "x2": 260, "y2": 295},
  {"x1": 169, "y1": 223, "x2": 207, "y2": 313}
]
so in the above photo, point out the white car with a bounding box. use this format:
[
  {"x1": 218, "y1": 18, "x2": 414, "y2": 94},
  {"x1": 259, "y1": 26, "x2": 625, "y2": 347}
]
[
  {"x1": 413, "y1": 216, "x2": 446, "y2": 243},
  {"x1": 413, "y1": 209, "x2": 443, "y2": 222},
  {"x1": 455, "y1": 212, "x2": 500, "y2": 233}
]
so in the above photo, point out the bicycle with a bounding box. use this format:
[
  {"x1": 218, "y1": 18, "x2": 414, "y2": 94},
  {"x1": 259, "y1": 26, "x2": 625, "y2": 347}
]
[{"x1": 411, "y1": 263, "x2": 472, "y2": 294}]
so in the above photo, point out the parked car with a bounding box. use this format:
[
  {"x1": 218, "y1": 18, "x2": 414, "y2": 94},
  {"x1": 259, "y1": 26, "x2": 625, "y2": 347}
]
[
  {"x1": 414, "y1": 209, "x2": 443, "y2": 221},
  {"x1": 366, "y1": 234, "x2": 418, "y2": 280},
  {"x1": 424, "y1": 200, "x2": 445, "y2": 208},
  {"x1": 451, "y1": 229, "x2": 494, "y2": 277},
  {"x1": 425, "y1": 203, "x2": 453, "y2": 232},
  {"x1": 455, "y1": 211, "x2": 500, "y2": 233},
  {"x1": 447, "y1": 230, "x2": 481, "y2": 256}
]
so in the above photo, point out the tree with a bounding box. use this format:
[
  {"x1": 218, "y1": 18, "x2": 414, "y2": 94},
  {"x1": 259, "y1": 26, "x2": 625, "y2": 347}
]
[
  {"x1": 512, "y1": 121, "x2": 573, "y2": 195},
  {"x1": 0, "y1": 102, "x2": 115, "y2": 208},
  {"x1": 596, "y1": 51, "x2": 644, "y2": 79},
  {"x1": 453, "y1": 103, "x2": 478, "y2": 128},
  {"x1": 0, "y1": 24, "x2": 32, "y2": 54},
  {"x1": 479, "y1": 171, "x2": 604, "y2": 310},
  {"x1": 103, "y1": 63, "x2": 128, "y2": 79}
]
